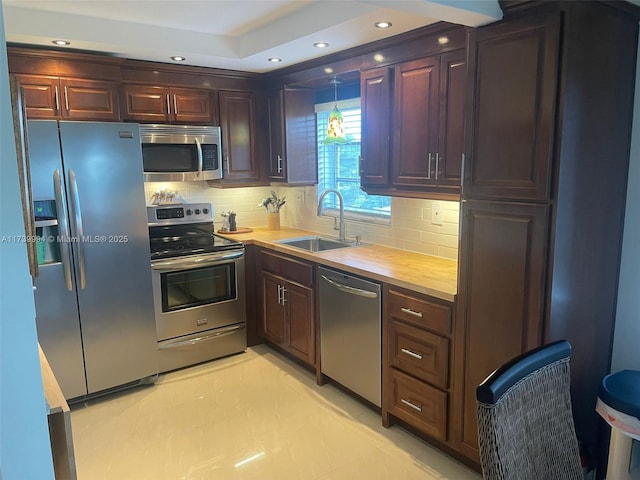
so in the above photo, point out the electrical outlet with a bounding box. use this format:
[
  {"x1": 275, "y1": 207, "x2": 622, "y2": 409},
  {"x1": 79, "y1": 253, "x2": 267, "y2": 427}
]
[
  {"x1": 432, "y1": 203, "x2": 443, "y2": 226},
  {"x1": 295, "y1": 191, "x2": 305, "y2": 204}
]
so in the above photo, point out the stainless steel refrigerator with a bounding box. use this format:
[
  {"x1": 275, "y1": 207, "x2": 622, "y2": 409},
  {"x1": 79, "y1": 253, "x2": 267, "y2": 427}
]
[{"x1": 27, "y1": 120, "x2": 158, "y2": 400}]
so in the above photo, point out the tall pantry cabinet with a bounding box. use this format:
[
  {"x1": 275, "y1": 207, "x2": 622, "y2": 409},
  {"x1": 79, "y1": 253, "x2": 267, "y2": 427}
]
[{"x1": 452, "y1": 0, "x2": 639, "y2": 470}]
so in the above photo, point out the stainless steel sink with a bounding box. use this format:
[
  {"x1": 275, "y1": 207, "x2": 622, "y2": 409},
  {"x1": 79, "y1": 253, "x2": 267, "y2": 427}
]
[{"x1": 276, "y1": 236, "x2": 356, "y2": 253}]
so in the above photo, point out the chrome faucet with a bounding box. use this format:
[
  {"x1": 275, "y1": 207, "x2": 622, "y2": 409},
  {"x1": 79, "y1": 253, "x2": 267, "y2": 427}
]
[{"x1": 317, "y1": 189, "x2": 345, "y2": 241}]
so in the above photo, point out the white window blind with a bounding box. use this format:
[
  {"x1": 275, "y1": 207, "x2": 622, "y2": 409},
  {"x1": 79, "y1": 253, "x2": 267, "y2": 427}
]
[{"x1": 316, "y1": 100, "x2": 390, "y2": 219}]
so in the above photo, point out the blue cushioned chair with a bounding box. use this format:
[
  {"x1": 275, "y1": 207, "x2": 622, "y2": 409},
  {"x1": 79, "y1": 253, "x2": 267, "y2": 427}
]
[{"x1": 476, "y1": 340, "x2": 583, "y2": 480}]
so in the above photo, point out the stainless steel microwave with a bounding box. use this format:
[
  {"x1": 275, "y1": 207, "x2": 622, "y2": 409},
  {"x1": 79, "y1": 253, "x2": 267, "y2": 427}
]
[{"x1": 139, "y1": 124, "x2": 223, "y2": 182}]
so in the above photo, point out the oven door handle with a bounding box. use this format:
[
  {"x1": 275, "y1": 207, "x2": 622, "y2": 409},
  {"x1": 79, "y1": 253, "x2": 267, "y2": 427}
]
[
  {"x1": 151, "y1": 250, "x2": 243, "y2": 271},
  {"x1": 158, "y1": 324, "x2": 245, "y2": 349}
]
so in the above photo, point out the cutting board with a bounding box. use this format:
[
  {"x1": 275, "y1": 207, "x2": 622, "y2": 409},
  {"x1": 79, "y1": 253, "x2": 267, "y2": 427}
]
[{"x1": 217, "y1": 227, "x2": 253, "y2": 234}]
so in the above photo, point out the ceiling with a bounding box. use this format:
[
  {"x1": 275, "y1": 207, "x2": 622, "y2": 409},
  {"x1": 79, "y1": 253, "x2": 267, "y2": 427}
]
[{"x1": 1, "y1": 0, "x2": 502, "y2": 73}]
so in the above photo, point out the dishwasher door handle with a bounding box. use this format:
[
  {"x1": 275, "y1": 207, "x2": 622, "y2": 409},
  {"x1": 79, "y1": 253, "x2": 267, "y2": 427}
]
[{"x1": 320, "y1": 274, "x2": 379, "y2": 299}]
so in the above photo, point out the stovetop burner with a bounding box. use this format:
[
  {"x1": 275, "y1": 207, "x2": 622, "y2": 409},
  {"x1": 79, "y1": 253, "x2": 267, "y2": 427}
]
[
  {"x1": 147, "y1": 203, "x2": 243, "y2": 259},
  {"x1": 149, "y1": 224, "x2": 243, "y2": 259}
]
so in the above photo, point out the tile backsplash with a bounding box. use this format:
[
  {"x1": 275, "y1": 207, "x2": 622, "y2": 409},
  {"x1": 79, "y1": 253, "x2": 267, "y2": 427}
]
[{"x1": 144, "y1": 182, "x2": 460, "y2": 261}]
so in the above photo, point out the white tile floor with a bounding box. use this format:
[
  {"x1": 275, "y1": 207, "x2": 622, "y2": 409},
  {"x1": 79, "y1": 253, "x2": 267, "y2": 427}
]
[{"x1": 70, "y1": 345, "x2": 481, "y2": 480}]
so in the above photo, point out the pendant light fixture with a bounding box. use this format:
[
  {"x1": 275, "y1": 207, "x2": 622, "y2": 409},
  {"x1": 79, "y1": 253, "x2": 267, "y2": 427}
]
[{"x1": 324, "y1": 77, "x2": 347, "y2": 144}]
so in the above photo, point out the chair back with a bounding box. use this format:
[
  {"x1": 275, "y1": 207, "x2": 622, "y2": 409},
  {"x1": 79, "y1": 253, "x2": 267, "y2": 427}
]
[{"x1": 476, "y1": 340, "x2": 583, "y2": 480}]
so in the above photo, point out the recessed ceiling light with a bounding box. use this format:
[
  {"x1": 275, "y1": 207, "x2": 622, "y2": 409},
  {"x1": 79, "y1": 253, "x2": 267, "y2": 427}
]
[
  {"x1": 438, "y1": 36, "x2": 449, "y2": 45},
  {"x1": 52, "y1": 40, "x2": 70, "y2": 46},
  {"x1": 268, "y1": 57, "x2": 282, "y2": 63},
  {"x1": 313, "y1": 42, "x2": 330, "y2": 48},
  {"x1": 374, "y1": 21, "x2": 392, "y2": 29},
  {"x1": 373, "y1": 54, "x2": 385, "y2": 62},
  {"x1": 324, "y1": 67, "x2": 334, "y2": 74},
  {"x1": 170, "y1": 56, "x2": 186, "y2": 62}
]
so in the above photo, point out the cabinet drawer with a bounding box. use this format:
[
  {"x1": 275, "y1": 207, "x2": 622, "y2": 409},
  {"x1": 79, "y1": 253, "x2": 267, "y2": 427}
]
[
  {"x1": 387, "y1": 288, "x2": 451, "y2": 335},
  {"x1": 389, "y1": 319, "x2": 449, "y2": 389},
  {"x1": 388, "y1": 368, "x2": 447, "y2": 441},
  {"x1": 259, "y1": 250, "x2": 313, "y2": 287}
]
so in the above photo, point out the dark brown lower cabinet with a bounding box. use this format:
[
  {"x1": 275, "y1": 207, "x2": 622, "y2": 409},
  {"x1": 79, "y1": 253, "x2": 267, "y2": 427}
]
[
  {"x1": 262, "y1": 272, "x2": 286, "y2": 345},
  {"x1": 382, "y1": 285, "x2": 454, "y2": 446},
  {"x1": 259, "y1": 249, "x2": 315, "y2": 368},
  {"x1": 451, "y1": 200, "x2": 549, "y2": 462}
]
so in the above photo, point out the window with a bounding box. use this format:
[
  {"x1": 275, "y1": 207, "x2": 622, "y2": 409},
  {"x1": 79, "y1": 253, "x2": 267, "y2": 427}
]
[{"x1": 316, "y1": 99, "x2": 390, "y2": 221}]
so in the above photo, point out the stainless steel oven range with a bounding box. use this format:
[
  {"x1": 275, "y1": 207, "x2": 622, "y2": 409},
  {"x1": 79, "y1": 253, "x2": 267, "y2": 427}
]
[{"x1": 147, "y1": 203, "x2": 246, "y2": 372}]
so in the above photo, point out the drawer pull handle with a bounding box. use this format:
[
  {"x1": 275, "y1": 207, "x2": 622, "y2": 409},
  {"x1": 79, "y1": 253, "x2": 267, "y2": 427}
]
[
  {"x1": 401, "y1": 398, "x2": 423, "y2": 412},
  {"x1": 401, "y1": 348, "x2": 423, "y2": 360},
  {"x1": 401, "y1": 307, "x2": 423, "y2": 318}
]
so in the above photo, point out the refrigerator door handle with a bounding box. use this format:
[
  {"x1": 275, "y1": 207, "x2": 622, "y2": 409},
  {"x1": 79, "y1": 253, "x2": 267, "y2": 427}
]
[
  {"x1": 10, "y1": 78, "x2": 39, "y2": 279},
  {"x1": 68, "y1": 169, "x2": 87, "y2": 289},
  {"x1": 53, "y1": 169, "x2": 74, "y2": 291}
]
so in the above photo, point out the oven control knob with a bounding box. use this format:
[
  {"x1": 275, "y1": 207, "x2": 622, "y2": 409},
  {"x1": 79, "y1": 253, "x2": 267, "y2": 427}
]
[
  {"x1": 203, "y1": 208, "x2": 209, "y2": 214},
  {"x1": 195, "y1": 208, "x2": 201, "y2": 214},
  {"x1": 186, "y1": 209, "x2": 192, "y2": 215}
]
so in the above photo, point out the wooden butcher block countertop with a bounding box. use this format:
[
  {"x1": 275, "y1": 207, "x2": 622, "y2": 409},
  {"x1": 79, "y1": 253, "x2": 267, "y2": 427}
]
[{"x1": 221, "y1": 227, "x2": 458, "y2": 302}]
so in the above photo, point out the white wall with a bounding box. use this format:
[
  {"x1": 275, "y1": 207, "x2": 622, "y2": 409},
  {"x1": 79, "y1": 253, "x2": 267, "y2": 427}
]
[
  {"x1": 0, "y1": 5, "x2": 55, "y2": 479},
  {"x1": 612, "y1": 29, "x2": 640, "y2": 373},
  {"x1": 145, "y1": 182, "x2": 461, "y2": 260}
]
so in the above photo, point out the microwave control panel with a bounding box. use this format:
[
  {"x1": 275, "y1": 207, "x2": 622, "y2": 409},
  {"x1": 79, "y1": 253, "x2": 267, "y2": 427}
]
[{"x1": 202, "y1": 145, "x2": 219, "y2": 170}]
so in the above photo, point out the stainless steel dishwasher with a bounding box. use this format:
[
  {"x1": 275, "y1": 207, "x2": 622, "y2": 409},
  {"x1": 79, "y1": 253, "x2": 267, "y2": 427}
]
[{"x1": 319, "y1": 266, "x2": 382, "y2": 407}]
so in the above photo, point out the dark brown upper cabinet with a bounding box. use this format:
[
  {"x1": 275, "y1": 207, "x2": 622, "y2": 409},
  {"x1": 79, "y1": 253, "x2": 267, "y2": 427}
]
[
  {"x1": 15, "y1": 74, "x2": 120, "y2": 121},
  {"x1": 462, "y1": 15, "x2": 559, "y2": 201},
  {"x1": 437, "y1": 50, "x2": 466, "y2": 188},
  {"x1": 392, "y1": 56, "x2": 441, "y2": 187},
  {"x1": 216, "y1": 90, "x2": 261, "y2": 184},
  {"x1": 360, "y1": 49, "x2": 465, "y2": 200},
  {"x1": 360, "y1": 67, "x2": 392, "y2": 186},
  {"x1": 267, "y1": 88, "x2": 317, "y2": 184},
  {"x1": 121, "y1": 84, "x2": 217, "y2": 124}
]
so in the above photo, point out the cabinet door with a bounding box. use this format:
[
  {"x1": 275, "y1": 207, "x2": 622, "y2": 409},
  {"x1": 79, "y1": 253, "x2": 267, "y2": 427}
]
[
  {"x1": 437, "y1": 50, "x2": 465, "y2": 188},
  {"x1": 261, "y1": 271, "x2": 285, "y2": 345},
  {"x1": 285, "y1": 281, "x2": 315, "y2": 366},
  {"x1": 392, "y1": 57, "x2": 440, "y2": 186},
  {"x1": 360, "y1": 67, "x2": 392, "y2": 186},
  {"x1": 14, "y1": 74, "x2": 60, "y2": 119},
  {"x1": 283, "y1": 88, "x2": 317, "y2": 184},
  {"x1": 60, "y1": 78, "x2": 120, "y2": 121},
  {"x1": 219, "y1": 90, "x2": 260, "y2": 182},
  {"x1": 16, "y1": 75, "x2": 120, "y2": 121},
  {"x1": 267, "y1": 89, "x2": 286, "y2": 180},
  {"x1": 170, "y1": 87, "x2": 216, "y2": 124},
  {"x1": 452, "y1": 199, "x2": 549, "y2": 460},
  {"x1": 463, "y1": 14, "x2": 560, "y2": 200},
  {"x1": 121, "y1": 84, "x2": 169, "y2": 122},
  {"x1": 268, "y1": 88, "x2": 316, "y2": 184}
]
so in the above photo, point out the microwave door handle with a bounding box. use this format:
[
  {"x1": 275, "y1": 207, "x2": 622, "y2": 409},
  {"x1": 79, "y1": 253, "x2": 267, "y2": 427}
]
[{"x1": 195, "y1": 138, "x2": 203, "y2": 178}]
